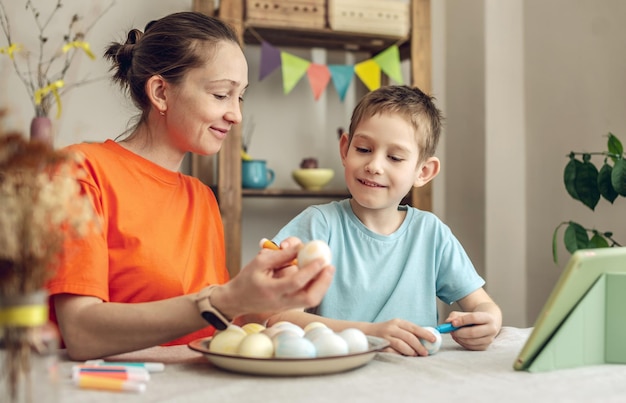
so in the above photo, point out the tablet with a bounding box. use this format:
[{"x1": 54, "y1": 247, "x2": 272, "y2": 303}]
[{"x1": 513, "y1": 247, "x2": 626, "y2": 371}]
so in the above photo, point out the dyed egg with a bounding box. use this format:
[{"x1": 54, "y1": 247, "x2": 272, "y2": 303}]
[
  {"x1": 298, "y1": 240, "x2": 332, "y2": 267},
  {"x1": 271, "y1": 329, "x2": 302, "y2": 349},
  {"x1": 274, "y1": 336, "x2": 317, "y2": 359},
  {"x1": 271, "y1": 321, "x2": 305, "y2": 337},
  {"x1": 420, "y1": 327, "x2": 443, "y2": 355},
  {"x1": 338, "y1": 328, "x2": 369, "y2": 354},
  {"x1": 237, "y1": 333, "x2": 274, "y2": 358},
  {"x1": 303, "y1": 321, "x2": 328, "y2": 333},
  {"x1": 313, "y1": 332, "x2": 349, "y2": 357},
  {"x1": 209, "y1": 328, "x2": 246, "y2": 355},
  {"x1": 304, "y1": 326, "x2": 333, "y2": 342},
  {"x1": 242, "y1": 323, "x2": 266, "y2": 334}
]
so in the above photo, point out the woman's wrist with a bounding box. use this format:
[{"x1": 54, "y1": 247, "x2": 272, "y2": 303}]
[{"x1": 206, "y1": 284, "x2": 238, "y2": 321}]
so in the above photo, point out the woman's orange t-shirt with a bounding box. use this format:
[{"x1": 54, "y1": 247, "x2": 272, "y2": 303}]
[{"x1": 47, "y1": 140, "x2": 229, "y2": 345}]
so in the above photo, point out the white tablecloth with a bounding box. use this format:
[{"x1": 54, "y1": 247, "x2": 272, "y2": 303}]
[{"x1": 49, "y1": 327, "x2": 626, "y2": 402}]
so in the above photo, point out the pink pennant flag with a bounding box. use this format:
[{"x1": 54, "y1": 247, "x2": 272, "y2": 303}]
[{"x1": 307, "y1": 63, "x2": 331, "y2": 101}]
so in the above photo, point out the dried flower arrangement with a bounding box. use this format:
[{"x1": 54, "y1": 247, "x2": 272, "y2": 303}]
[
  {"x1": 0, "y1": 110, "x2": 97, "y2": 401},
  {"x1": 0, "y1": 0, "x2": 115, "y2": 119}
]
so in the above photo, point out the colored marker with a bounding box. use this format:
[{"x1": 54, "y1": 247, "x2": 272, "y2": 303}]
[
  {"x1": 72, "y1": 369, "x2": 150, "y2": 382},
  {"x1": 84, "y1": 360, "x2": 165, "y2": 373},
  {"x1": 72, "y1": 365, "x2": 150, "y2": 381},
  {"x1": 74, "y1": 374, "x2": 146, "y2": 393},
  {"x1": 259, "y1": 238, "x2": 298, "y2": 265},
  {"x1": 436, "y1": 323, "x2": 473, "y2": 334}
]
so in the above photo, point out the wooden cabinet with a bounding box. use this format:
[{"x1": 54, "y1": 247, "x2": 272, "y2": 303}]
[{"x1": 191, "y1": 0, "x2": 432, "y2": 276}]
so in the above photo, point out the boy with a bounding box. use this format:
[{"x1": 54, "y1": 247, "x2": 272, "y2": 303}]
[{"x1": 269, "y1": 85, "x2": 501, "y2": 356}]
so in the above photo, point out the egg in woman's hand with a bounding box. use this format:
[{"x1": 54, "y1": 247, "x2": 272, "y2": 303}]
[{"x1": 298, "y1": 240, "x2": 332, "y2": 267}]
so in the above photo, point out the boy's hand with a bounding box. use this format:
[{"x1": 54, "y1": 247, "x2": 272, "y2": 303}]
[
  {"x1": 362, "y1": 319, "x2": 437, "y2": 356},
  {"x1": 444, "y1": 311, "x2": 500, "y2": 351}
]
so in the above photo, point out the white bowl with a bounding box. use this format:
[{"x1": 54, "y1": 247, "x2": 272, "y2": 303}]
[{"x1": 292, "y1": 169, "x2": 334, "y2": 190}]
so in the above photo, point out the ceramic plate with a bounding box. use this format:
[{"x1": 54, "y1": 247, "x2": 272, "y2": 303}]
[{"x1": 188, "y1": 335, "x2": 389, "y2": 376}]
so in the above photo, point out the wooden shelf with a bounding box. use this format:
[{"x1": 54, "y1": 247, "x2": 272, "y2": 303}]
[
  {"x1": 243, "y1": 24, "x2": 409, "y2": 54},
  {"x1": 242, "y1": 188, "x2": 351, "y2": 198}
]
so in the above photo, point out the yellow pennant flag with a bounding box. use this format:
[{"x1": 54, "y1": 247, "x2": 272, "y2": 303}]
[{"x1": 354, "y1": 59, "x2": 381, "y2": 91}]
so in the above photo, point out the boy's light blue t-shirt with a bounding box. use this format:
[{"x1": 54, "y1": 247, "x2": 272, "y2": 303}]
[{"x1": 272, "y1": 199, "x2": 485, "y2": 327}]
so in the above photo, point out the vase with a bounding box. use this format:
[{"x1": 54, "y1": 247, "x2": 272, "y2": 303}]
[
  {"x1": 0, "y1": 290, "x2": 60, "y2": 403},
  {"x1": 29, "y1": 117, "x2": 53, "y2": 147}
]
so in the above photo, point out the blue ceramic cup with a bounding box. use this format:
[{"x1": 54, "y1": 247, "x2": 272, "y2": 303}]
[{"x1": 242, "y1": 160, "x2": 275, "y2": 189}]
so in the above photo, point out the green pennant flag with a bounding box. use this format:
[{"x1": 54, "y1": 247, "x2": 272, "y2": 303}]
[
  {"x1": 373, "y1": 45, "x2": 404, "y2": 84},
  {"x1": 281, "y1": 52, "x2": 311, "y2": 94}
]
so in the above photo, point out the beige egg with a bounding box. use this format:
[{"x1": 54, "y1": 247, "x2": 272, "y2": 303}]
[
  {"x1": 242, "y1": 323, "x2": 266, "y2": 334},
  {"x1": 237, "y1": 333, "x2": 274, "y2": 358},
  {"x1": 209, "y1": 328, "x2": 246, "y2": 355},
  {"x1": 298, "y1": 240, "x2": 332, "y2": 267}
]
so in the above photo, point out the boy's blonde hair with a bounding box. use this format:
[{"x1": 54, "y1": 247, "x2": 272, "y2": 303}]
[{"x1": 348, "y1": 85, "x2": 443, "y2": 162}]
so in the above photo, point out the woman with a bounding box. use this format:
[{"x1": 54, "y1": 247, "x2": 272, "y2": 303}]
[{"x1": 47, "y1": 12, "x2": 334, "y2": 361}]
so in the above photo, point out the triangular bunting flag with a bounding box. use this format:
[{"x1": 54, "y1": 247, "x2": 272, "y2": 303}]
[
  {"x1": 354, "y1": 59, "x2": 381, "y2": 91},
  {"x1": 373, "y1": 45, "x2": 404, "y2": 84},
  {"x1": 328, "y1": 65, "x2": 354, "y2": 101},
  {"x1": 259, "y1": 41, "x2": 282, "y2": 81},
  {"x1": 306, "y1": 63, "x2": 331, "y2": 101},
  {"x1": 281, "y1": 52, "x2": 310, "y2": 94}
]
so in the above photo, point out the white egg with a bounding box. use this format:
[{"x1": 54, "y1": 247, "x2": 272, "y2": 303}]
[
  {"x1": 236, "y1": 333, "x2": 274, "y2": 358},
  {"x1": 338, "y1": 328, "x2": 369, "y2": 354},
  {"x1": 420, "y1": 326, "x2": 443, "y2": 355},
  {"x1": 298, "y1": 240, "x2": 332, "y2": 267},
  {"x1": 209, "y1": 328, "x2": 246, "y2": 355},
  {"x1": 304, "y1": 326, "x2": 333, "y2": 342},
  {"x1": 274, "y1": 336, "x2": 317, "y2": 359},
  {"x1": 313, "y1": 332, "x2": 349, "y2": 357},
  {"x1": 271, "y1": 321, "x2": 305, "y2": 337}
]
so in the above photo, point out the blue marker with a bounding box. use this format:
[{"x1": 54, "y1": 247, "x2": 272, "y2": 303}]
[
  {"x1": 435, "y1": 323, "x2": 471, "y2": 334},
  {"x1": 84, "y1": 360, "x2": 165, "y2": 373}
]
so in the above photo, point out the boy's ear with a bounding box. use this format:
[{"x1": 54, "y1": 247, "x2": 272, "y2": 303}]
[
  {"x1": 146, "y1": 75, "x2": 168, "y2": 113},
  {"x1": 339, "y1": 132, "x2": 350, "y2": 166},
  {"x1": 413, "y1": 156, "x2": 440, "y2": 187}
]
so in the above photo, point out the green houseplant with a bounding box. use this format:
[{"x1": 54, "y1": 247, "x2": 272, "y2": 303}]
[{"x1": 552, "y1": 133, "x2": 625, "y2": 263}]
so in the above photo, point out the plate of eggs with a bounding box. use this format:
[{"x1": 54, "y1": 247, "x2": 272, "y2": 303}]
[{"x1": 188, "y1": 321, "x2": 389, "y2": 376}]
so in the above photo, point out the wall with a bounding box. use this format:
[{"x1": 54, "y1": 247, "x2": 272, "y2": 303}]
[{"x1": 2, "y1": 0, "x2": 625, "y2": 328}]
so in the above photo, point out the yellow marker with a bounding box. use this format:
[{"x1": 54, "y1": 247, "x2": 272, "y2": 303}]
[
  {"x1": 74, "y1": 374, "x2": 146, "y2": 393},
  {"x1": 259, "y1": 238, "x2": 298, "y2": 266}
]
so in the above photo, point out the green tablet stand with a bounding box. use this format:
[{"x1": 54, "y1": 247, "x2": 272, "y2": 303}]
[{"x1": 528, "y1": 273, "x2": 626, "y2": 372}]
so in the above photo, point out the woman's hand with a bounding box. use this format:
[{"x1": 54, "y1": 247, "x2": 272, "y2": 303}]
[{"x1": 212, "y1": 237, "x2": 335, "y2": 320}]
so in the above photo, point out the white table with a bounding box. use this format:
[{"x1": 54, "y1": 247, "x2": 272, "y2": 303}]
[{"x1": 51, "y1": 327, "x2": 626, "y2": 402}]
